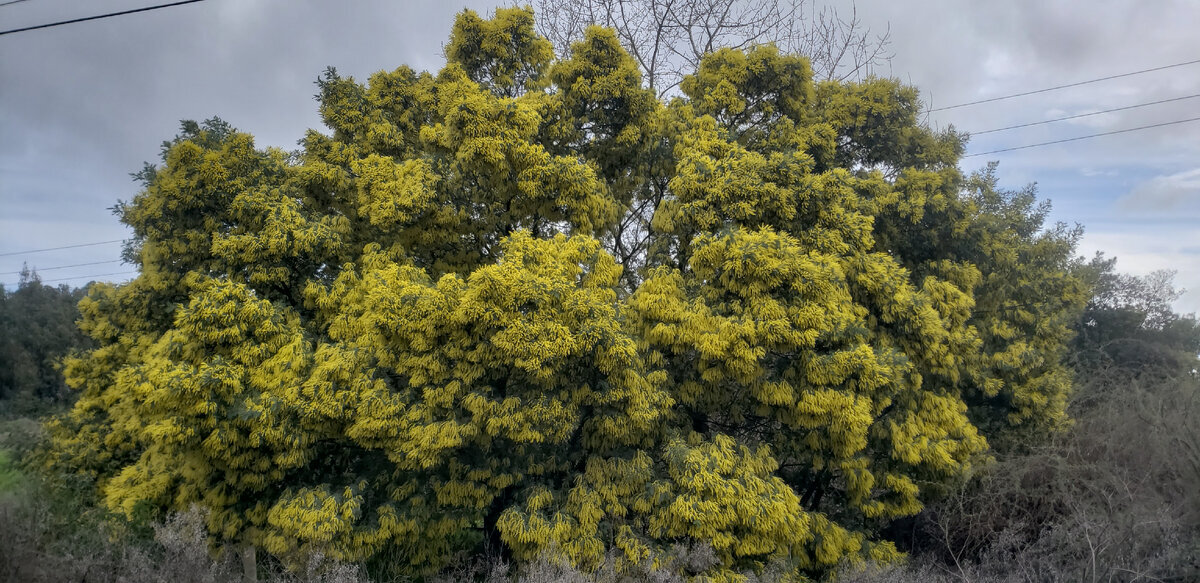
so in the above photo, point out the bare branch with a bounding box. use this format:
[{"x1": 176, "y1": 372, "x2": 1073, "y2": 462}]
[{"x1": 536, "y1": 0, "x2": 893, "y2": 96}]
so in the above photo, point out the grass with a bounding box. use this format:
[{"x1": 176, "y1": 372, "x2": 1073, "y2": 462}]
[{"x1": 0, "y1": 449, "x2": 23, "y2": 494}]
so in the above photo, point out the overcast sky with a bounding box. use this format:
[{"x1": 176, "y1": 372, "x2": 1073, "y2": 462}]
[{"x1": 1, "y1": 0, "x2": 1198, "y2": 313}]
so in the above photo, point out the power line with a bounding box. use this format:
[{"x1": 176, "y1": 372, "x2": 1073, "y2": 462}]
[
  {"x1": 928, "y1": 58, "x2": 1200, "y2": 112},
  {"x1": 0, "y1": 239, "x2": 124, "y2": 257},
  {"x1": 2, "y1": 270, "x2": 139, "y2": 287},
  {"x1": 964, "y1": 116, "x2": 1200, "y2": 158},
  {"x1": 0, "y1": 0, "x2": 35, "y2": 8},
  {"x1": 968, "y1": 94, "x2": 1200, "y2": 135},
  {"x1": 0, "y1": 0, "x2": 207, "y2": 36},
  {"x1": 2, "y1": 259, "x2": 123, "y2": 276}
]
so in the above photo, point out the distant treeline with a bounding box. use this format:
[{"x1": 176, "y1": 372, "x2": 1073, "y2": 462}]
[{"x1": 0, "y1": 268, "x2": 91, "y2": 416}]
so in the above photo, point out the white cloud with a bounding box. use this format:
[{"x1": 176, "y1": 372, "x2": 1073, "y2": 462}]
[{"x1": 1117, "y1": 168, "x2": 1200, "y2": 214}]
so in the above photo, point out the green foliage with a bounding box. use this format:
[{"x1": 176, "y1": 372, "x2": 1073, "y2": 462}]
[
  {"x1": 0, "y1": 270, "x2": 91, "y2": 414},
  {"x1": 1073, "y1": 256, "x2": 1200, "y2": 378},
  {"x1": 0, "y1": 453, "x2": 367, "y2": 583},
  {"x1": 45, "y1": 7, "x2": 1089, "y2": 580},
  {"x1": 861, "y1": 161, "x2": 1088, "y2": 446}
]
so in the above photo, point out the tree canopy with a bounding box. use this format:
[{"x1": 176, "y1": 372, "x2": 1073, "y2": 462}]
[{"x1": 47, "y1": 7, "x2": 1088, "y2": 580}]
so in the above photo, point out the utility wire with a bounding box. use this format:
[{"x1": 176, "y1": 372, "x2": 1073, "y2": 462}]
[
  {"x1": 928, "y1": 58, "x2": 1200, "y2": 112},
  {"x1": 968, "y1": 94, "x2": 1200, "y2": 135},
  {"x1": 0, "y1": 0, "x2": 206, "y2": 36},
  {"x1": 0, "y1": 239, "x2": 124, "y2": 257},
  {"x1": 0, "y1": 0, "x2": 35, "y2": 8},
  {"x1": 964, "y1": 116, "x2": 1200, "y2": 158},
  {"x1": 3, "y1": 270, "x2": 138, "y2": 287},
  {"x1": 2, "y1": 259, "x2": 122, "y2": 276}
]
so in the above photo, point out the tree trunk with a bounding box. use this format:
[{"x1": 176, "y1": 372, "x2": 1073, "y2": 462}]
[
  {"x1": 482, "y1": 489, "x2": 514, "y2": 562},
  {"x1": 241, "y1": 542, "x2": 257, "y2": 583}
]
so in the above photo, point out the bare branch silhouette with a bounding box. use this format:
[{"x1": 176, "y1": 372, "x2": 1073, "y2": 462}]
[{"x1": 536, "y1": 0, "x2": 892, "y2": 96}]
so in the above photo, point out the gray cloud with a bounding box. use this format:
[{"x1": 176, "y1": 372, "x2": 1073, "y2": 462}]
[
  {"x1": 1, "y1": 0, "x2": 496, "y2": 286},
  {"x1": 852, "y1": 0, "x2": 1200, "y2": 171}
]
